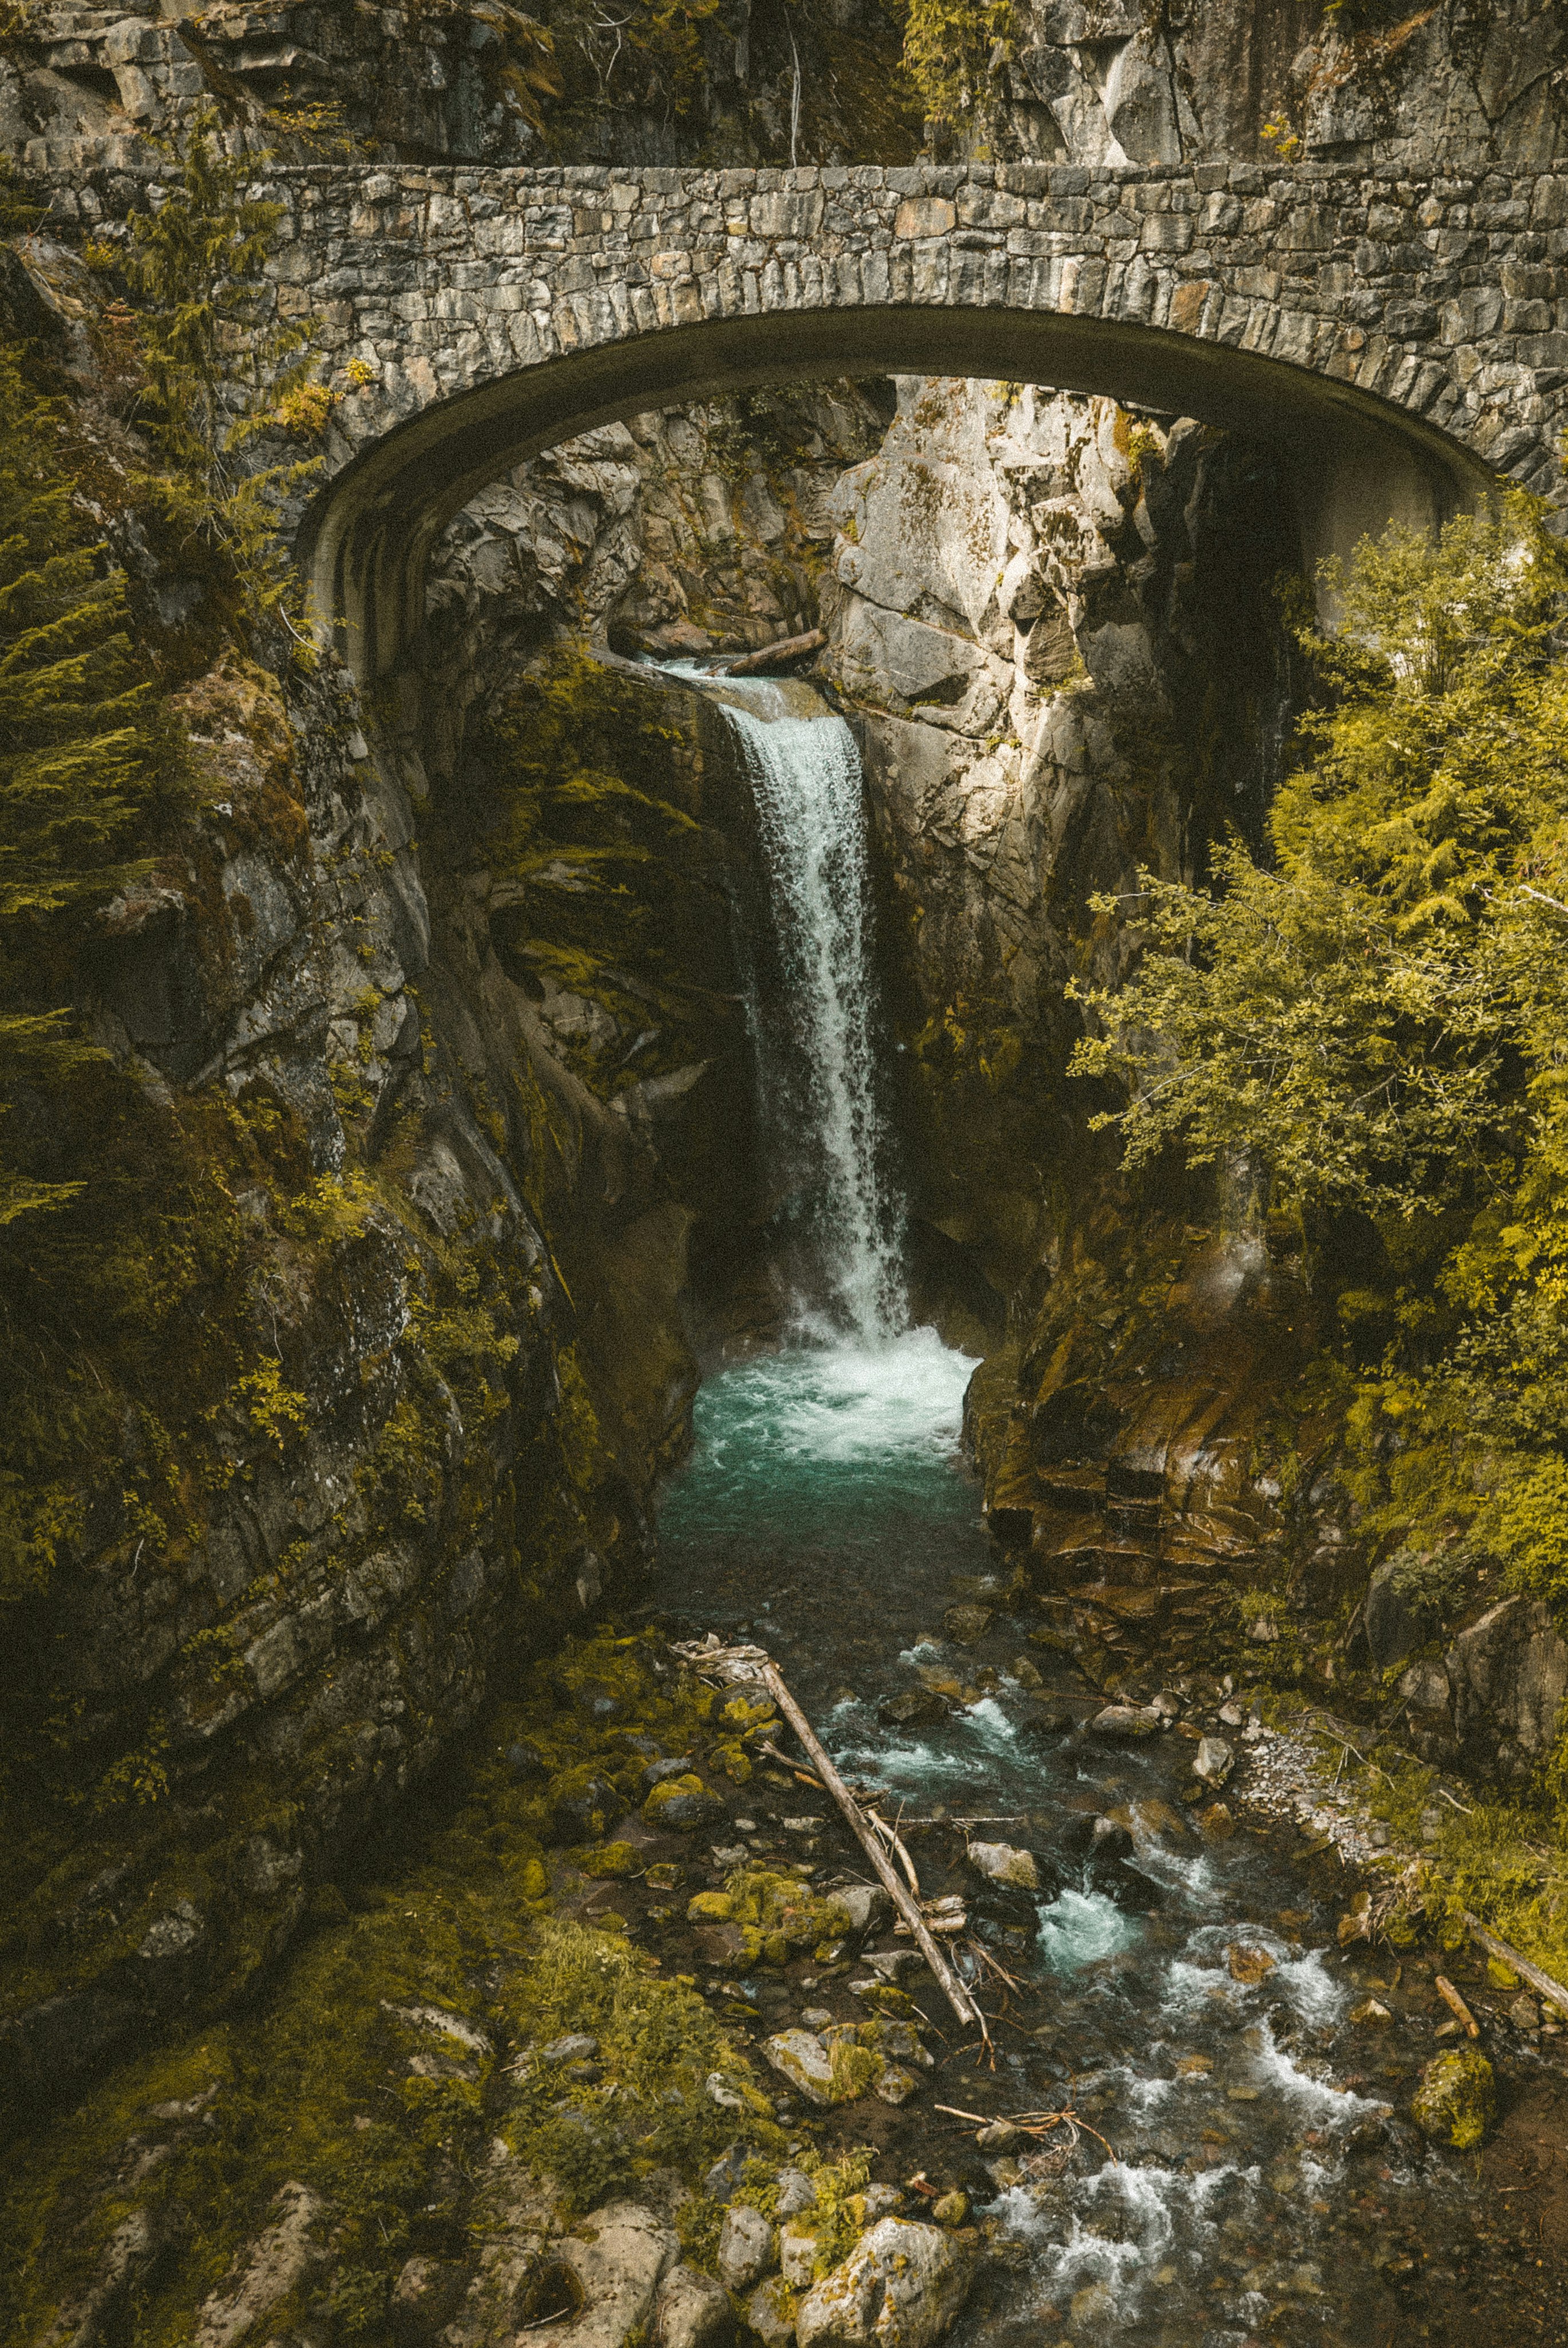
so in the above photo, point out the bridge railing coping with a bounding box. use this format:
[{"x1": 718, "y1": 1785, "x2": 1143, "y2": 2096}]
[{"x1": 31, "y1": 155, "x2": 1554, "y2": 200}]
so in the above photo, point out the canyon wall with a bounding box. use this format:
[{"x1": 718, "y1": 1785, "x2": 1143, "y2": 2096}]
[{"x1": 5, "y1": 0, "x2": 1566, "y2": 2124}]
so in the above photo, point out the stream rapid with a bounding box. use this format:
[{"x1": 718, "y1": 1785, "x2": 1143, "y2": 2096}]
[
  {"x1": 652, "y1": 669, "x2": 1486, "y2": 2343},
  {"x1": 654, "y1": 1336, "x2": 1483, "y2": 2346}
]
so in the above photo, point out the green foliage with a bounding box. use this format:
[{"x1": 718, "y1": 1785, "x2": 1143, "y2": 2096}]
[
  {"x1": 799, "y1": 2145, "x2": 875, "y2": 2272},
  {"x1": 504, "y1": 1919, "x2": 771, "y2": 2207},
  {"x1": 1384, "y1": 1539, "x2": 1473, "y2": 1620},
  {"x1": 1072, "y1": 497, "x2": 1568, "y2": 1623},
  {"x1": 1070, "y1": 500, "x2": 1568, "y2": 1219},
  {"x1": 0, "y1": 353, "x2": 178, "y2": 1223},
  {"x1": 902, "y1": 0, "x2": 1011, "y2": 134},
  {"x1": 125, "y1": 106, "x2": 319, "y2": 638}
]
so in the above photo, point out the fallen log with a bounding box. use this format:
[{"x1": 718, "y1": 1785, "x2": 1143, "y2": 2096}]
[
  {"x1": 1463, "y1": 1910, "x2": 1568, "y2": 2022},
  {"x1": 718, "y1": 628, "x2": 826, "y2": 677},
  {"x1": 670, "y1": 1635, "x2": 987, "y2": 2033}
]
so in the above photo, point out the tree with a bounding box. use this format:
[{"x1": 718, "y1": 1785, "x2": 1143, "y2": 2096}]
[
  {"x1": 1069, "y1": 497, "x2": 1568, "y2": 1222},
  {"x1": 125, "y1": 105, "x2": 318, "y2": 633},
  {"x1": 1068, "y1": 495, "x2": 1568, "y2": 1607},
  {"x1": 0, "y1": 354, "x2": 173, "y2": 1223}
]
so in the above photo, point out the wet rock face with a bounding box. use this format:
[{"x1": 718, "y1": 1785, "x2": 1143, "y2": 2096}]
[{"x1": 421, "y1": 385, "x2": 892, "y2": 731}]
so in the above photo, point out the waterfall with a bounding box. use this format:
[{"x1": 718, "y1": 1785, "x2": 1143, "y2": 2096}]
[{"x1": 711, "y1": 678, "x2": 905, "y2": 1344}]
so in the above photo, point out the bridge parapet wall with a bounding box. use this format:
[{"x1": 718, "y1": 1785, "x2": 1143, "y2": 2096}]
[
  {"x1": 43, "y1": 156, "x2": 1567, "y2": 497},
  {"x1": 38, "y1": 153, "x2": 1568, "y2": 671}
]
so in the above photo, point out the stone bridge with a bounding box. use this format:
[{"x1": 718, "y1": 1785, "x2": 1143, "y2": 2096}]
[{"x1": 60, "y1": 152, "x2": 1568, "y2": 675}]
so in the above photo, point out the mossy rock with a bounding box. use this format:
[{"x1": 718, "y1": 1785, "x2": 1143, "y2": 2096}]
[
  {"x1": 710, "y1": 1740, "x2": 753, "y2": 1784},
  {"x1": 722, "y1": 1870, "x2": 837, "y2": 1949},
  {"x1": 576, "y1": 1842, "x2": 640, "y2": 1879},
  {"x1": 642, "y1": 1774, "x2": 726, "y2": 1832},
  {"x1": 687, "y1": 1891, "x2": 735, "y2": 1922},
  {"x1": 722, "y1": 1694, "x2": 777, "y2": 1734},
  {"x1": 1412, "y1": 2045, "x2": 1496, "y2": 2148},
  {"x1": 549, "y1": 1764, "x2": 621, "y2": 1843},
  {"x1": 695, "y1": 1919, "x2": 766, "y2": 1970}
]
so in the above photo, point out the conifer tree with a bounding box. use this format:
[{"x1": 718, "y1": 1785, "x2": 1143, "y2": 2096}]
[
  {"x1": 125, "y1": 105, "x2": 317, "y2": 631},
  {"x1": 0, "y1": 353, "x2": 169, "y2": 1223}
]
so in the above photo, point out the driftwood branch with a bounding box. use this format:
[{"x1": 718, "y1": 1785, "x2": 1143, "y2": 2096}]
[
  {"x1": 1435, "y1": 1974, "x2": 1480, "y2": 2038},
  {"x1": 756, "y1": 1659, "x2": 987, "y2": 2035},
  {"x1": 670, "y1": 1636, "x2": 986, "y2": 2034},
  {"x1": 1464, "y1": 1910, "x2": 1568, "y2": 2021},
  {"x1": 716, "y1": 627, "x2": 826, "y2": 677}
]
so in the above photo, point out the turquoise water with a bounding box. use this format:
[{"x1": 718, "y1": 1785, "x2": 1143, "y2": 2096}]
[{"x1": 652, "y1": 1332, "x2": 1484, "y2": 2347}]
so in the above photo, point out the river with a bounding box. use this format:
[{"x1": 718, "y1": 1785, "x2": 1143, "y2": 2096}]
[{"x1": 649, "y1": 670, "x2": 1512, "y2": 2345}]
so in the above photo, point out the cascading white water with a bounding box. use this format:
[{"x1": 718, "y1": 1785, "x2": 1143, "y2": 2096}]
[{"x1": 711, "y1": 677, "x2": 905, "y2": 1342}]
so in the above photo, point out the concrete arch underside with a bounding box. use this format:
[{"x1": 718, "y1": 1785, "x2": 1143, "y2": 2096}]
[{"x1": 307, "y1": 299, "x2": 1488, "y2": 679}]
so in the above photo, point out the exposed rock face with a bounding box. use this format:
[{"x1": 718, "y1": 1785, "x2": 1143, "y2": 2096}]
[
  {"x1": 823, "y1": 377, "x2": 1298, "y2": 1322},
  {"x1": 191, "y1": 2182, "x2": 330, "y2": 2348},
  {"x1": 420, "y1": 383, "x2": 892, "y2": 740},
  {"x1": 988, "y1": 0, "x2": 1565, "y2": 171},
  {"x1": 1448, "y1": 1598, "x2": 1568, "y2": 1778},
  {"x1": 3, "y1": 0, "x2": 918, "y2": 172}
]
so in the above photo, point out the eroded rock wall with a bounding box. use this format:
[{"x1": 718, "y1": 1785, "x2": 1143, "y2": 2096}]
[
  {"x1": 819, "y1": 375, "x2": 1300, "y2": 1324},
  {"x1": 0, "y1": 330, "x2": 897, "y2": 2108},
  {"x1": 3, "y1": 0, "x2": 918, "y2": 173},
  {"x1": 987, "y1": 0, "x2": 1566, "y2": 172}
]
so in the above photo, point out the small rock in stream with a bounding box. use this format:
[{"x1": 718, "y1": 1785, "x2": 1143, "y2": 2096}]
[
  {"x1": 643, "y1": 1774, "x2": 727, "y2": 1831},
  {"x1": 1089, "y1": 1703, "x2": 1163, "y2": 1740},
  {"x1": 1193, "y1": 1735, "x2": 1234, "y2": 1785},
  {"x1": 941, "y1": 1604, "x2": 993, "y2": 1643},
  {"x1": 1412, "y1": 2045, "x2": 1496, "y2": 2147},
  {"x1": 967, "y1": 1840, "x2": 1040, "y2": 1891},
  {"x1": 877, "y1": 1689, "x2": 951, "y2": 1729}
]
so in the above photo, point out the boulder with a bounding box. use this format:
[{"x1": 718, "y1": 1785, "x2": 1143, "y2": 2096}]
[
  {"x1": 192, "y1": 2183, "x2": 331, "y2": 2348},
  {"x1": 775, "y1": 2167, "x2": 819, "y2": 2219},
  {"x1": 702, "y1": 2143, "x2": 749, "y2": 2205},
  {"x1": 1193, "y1": 1736, "x2": 1234, "y2": 1786},
  {"x1": 1087, "y1": 1704, "x2": 1161, "y2": 1740},
  {"x1": 941, "y1": 1605, "x2": 992, "y2": 1644},
  {"x1": 542, "y1": 2203, "x2": 681, "y2": 2348},
  {"x1": 779, "y1": 2220, "x2": 820, "y2": 2288},
  {"x1": 746, "y1": 2276, "x2": 798, "y2": 2348},
  {"x1": 1447, "y1": 1598, "x2": 1568, "y2": 1762},
  {"x1": 876, "y1": 1690, "x2": 951, "y2": 1729},
  {"x1": 643, "y1": 1774, "x2": 728, "y2": 1832},
  {"x1": 654, "y1": 2263, "x2": 732, "y2": 2348},
  {"x1": 873, "y1": 2065, "x2": 920, "y2": 2105},
  {"x1": 718, "y1": 2204, "x2": 776, "y2": 2292},
  {"x1": 795, "y1": 2220, "x2": 976, "y2": 2348},
  {"x1": 1365, "y1": 1561, "x2": 1427, "y2": 1670},
  {"x1": 1412, "y1": 2046, "x2": 1496, "y2": 2149},
  {"x1": 762, "y1": 2028, "x2": 879, "y2": 2107},
  {"x1": 966, "y1": 1841, "x2": 1039, "y2": 1891},
  {"x1": 823, "y1": 1884, "x2": 892, "y2": 1935}
]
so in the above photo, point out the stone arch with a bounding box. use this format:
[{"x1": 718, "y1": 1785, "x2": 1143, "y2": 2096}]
[
  {"x1": 257, "y1": 149, "x2": 1563, "y2": 683},
  {"x1": 303, "y1": 298, "x2": 1486, "y2": 681}
]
